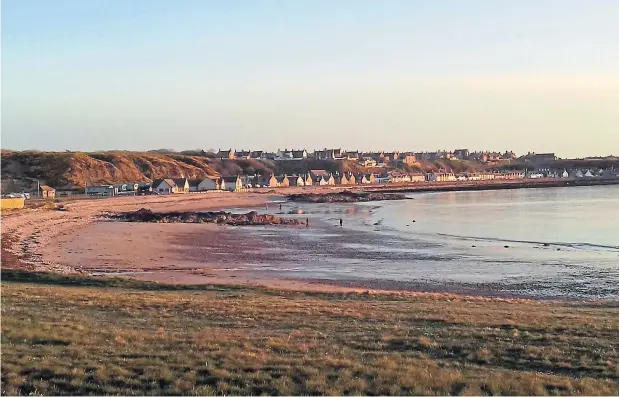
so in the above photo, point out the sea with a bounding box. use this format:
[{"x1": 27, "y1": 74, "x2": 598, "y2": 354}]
[{"x1": 239, "y1": 185, "x2": 619, "y2": 300}]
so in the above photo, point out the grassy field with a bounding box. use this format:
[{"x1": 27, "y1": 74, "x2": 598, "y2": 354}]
[{"x1": 1, "y1": 270, "x2": 618, "y2": 395}]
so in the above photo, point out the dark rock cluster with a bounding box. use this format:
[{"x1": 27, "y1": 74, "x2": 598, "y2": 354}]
[
  {"x1": 108, "y1": 208, "x2": 302, "y2": 226},
  {"x1": 287, "y1": 191, "x2": 408, "y2": 203}
]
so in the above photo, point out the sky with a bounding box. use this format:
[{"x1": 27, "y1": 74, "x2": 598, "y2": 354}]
[{"x1": 2, "y1": 0, "x2": 618, "y2": 158}]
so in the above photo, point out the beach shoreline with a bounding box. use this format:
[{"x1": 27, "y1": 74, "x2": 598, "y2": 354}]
[{"x1": 2, "y1": 181, "x2": 617, "y2": 301}]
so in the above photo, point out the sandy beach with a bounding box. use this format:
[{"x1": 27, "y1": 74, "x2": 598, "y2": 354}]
[
  {"x1": 3, "y1": 181, "x2": 617, "y2": 300},
  {"x1": 1, "y1": 192, "x2": 271, "y2": 273},
  {"x1": 1, "y1": 189, "x2": 384, "y2": 294}
]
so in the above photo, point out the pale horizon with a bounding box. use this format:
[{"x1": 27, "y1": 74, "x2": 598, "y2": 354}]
[{"x1": 2, "y1": 0, "x2": 618, "y2": 158}]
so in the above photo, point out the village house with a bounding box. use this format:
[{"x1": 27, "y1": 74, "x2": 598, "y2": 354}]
[
  {"x1": 249, "y1": 151, "x2": 263, "y2": 159},
  {"x1": 152, "y1": 178, "x2": 190, "y2": 194},
  {"x1": 137, "y1": 183, "x2": 152, "y2": 194},
  {"x1": 219, "y1": 176, "x2": 243, "y2": 191},
  {"x1": 338, "y1": 173, "x2": 356, "y2": 185},
  {"x1": 478, "y1": 173, "x2": 496, "y2": 181},
  {"x1": 188, "y1": 180, "x2": 201, "y2": 192},
  {"x1": 342, "y1": 151, "x2": 359, "y2": 160},
  {"x1": 570, "y1": 169, "x2": 584, "y2": 178},
  {"x1": 263, "y1": 175, "x2": 290, "y2": 188},
  {"x1": 289, "y1": 175, "x2": 306, "y2": 187},
  {"x1": 357, "y1": 174, "x2": 376, "y2": 184},
  {"x1": 453, "y1": 149, "x2": 470, "y2": 160},
  {"x1": 276, "y1": 175, "x2": 290, "y2": 187},
  {"x1": 303, "y1": 174, "x2": 313, "y2": 186},
  {"x1": 234, "y1": 150, "x2": 251, "y2": 159},
  {"x1": 401, "y1": 153, "x2": 417, "y2": 166},
  {"x1": 263, "y1": 175, "x2": 278, "y2": 188},
  {"x1": 388, "y1": 172, "x2": 411, "y2": 183},
  {"x1": 358, "y1": 158, "x2": 377, "y2": 167},
  {"x1": 196, "y1": 178, "x2": 219, "y2": 191},
  {"x1": 521, "y1": 152, "x2": 557, "y2": 164},
  {"x1": 86, "y1": 185, "x2": 117, "y2": 196},
  {"x1": 426, "y1": 172, "x2": 457, "y2": 182},
  {"x1": 381, "y1": 152, "x2": 399, "y2": 162},
  {"x1": 275, "y1": 149, "x2": 293, "y2": 160},
  {"x1": 113, "y1": 183, "x2": 139, "y2": 195},
  {"x1": 40, "y1": 185, "x2": 56, "y2": 200},
  {"x1": 55, "y1": 187, "x2": 83, "y2": 197},
  {"x1": 314, "y1": 174, "x2": 335, "y2": 186},
  {"x1": 527, "y1": 172, "x2": 545, "y2": 179},
  {"x1": 313, "y1": 148, "x2": 342, "y2": 160},
  {"x1": 375, "y1": 175, "x2": 393, "y2": 183},
  {"x1": 216, "y1": 149, "x2": 235, "y2": 160},
  {"x1": 409, "y1": 173, "x2": 426, "y2": 182},
  {"x1": 494, "y1": 171, "x2": 524, "y2": 180},
  {"x1": 275, "y1": 149, "x2": 307, "y2": 160},
  {"x1": 503, "y1": 151, "x2": 517, "y2": 160},
  {"x1": 291, "y1": 150, "x2": 308, "y2": 160}
]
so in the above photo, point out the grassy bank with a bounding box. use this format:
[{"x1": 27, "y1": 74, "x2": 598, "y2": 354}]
[{"x1": 1, "y1": 270, "x2": 618, "y2": 395}]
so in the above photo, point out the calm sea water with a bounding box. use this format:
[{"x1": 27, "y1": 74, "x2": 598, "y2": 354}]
[{"x1": 241, "y1": 185, "x2": 619, "y2": 300}]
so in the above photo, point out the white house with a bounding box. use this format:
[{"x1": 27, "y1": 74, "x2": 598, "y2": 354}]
[
  {"x1": 584, "y1": 169, "x2": 594, "y2": 177},
  {"x1": 197, "y1": 178, "x2": 219, "y2": 191},
  {"x1": 571, "y1": 169, "x2": 584, "y2": 178},
  {"x1": 292, "y1": 175, "x2": 305, "y2": 187},
  {"x1": 314, "y1": 175, "x2": 330, "y2": 186},
  {"x1": 219, "y1": 176, "x2": 243, "y2": 192},
  {"x1": 562, "y1": 170, "x2": 569, "y2": 178},
  {"x1": 357, "y1": 174, "x2": 376, "y2": 184},
  {"x1": 152, "y1": 178, "x2": 189, "y2": 194},
  {"x1": 426, "y1": 173, "x2": 457, "y2": 182}
]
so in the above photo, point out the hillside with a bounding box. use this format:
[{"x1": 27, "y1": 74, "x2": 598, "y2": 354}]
[
  {"x1": 1, "y1": 151, "x2": 220, "y2": 193},
  {"x1": 1, "y1": 150, "x2": 487, "y2": 193}
]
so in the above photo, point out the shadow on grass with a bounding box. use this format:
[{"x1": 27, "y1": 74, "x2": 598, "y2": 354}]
[
  {"x1": 0, "y1": 268, "x2": 246, "y2": 292},
  {"x1": 0, "y1": 268, "x2": 413, "y2": 303}
]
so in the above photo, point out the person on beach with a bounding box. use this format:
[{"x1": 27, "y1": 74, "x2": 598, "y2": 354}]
[
  {"x1": 306, "y1": 218, "x2": 309, "y2": 227},
  {"x1": 279, "y1": 203, "x2": 282, "y2": 211},
  {"x1": 339, "y1": 218, "x2": 343, "y2": 227}
]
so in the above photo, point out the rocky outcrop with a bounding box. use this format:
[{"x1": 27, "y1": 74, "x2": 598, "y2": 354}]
[
  {"x1": 108, "y1": 208, "x2": 302, "y2": 226},
  {"x1": 287, "y1": 191, "x2": 408, "y2": 203}
]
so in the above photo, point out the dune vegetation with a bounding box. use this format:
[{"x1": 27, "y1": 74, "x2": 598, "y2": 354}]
[{"x1": 2, "y1": 270, "x2": 618, "y2": 395}]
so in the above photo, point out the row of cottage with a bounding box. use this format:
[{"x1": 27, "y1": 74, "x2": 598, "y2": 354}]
[
  {"x1": 149, "y1": 172, "x2": 379, "y2": 195},
  {"x1": 84, "y1": 167, "x2": 617, "y2": 196}
]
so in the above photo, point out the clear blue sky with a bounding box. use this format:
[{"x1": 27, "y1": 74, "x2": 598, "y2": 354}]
[{"x1": 2, "y1": 0, "x2": 618, "y2": 157}]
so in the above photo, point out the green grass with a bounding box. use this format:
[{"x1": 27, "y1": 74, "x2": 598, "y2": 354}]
[{"x1": 2, "y1": 271, "x2": 618, "y2": 395}]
